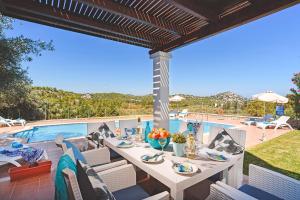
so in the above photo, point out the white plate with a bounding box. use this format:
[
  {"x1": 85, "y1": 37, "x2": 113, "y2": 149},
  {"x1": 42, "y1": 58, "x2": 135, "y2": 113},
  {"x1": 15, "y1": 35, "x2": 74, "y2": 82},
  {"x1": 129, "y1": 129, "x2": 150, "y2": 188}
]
[
  {"x1": 117, "y1": 142, "x2": 134, "y2": 148},
  {"x1": 173, "y1": 162, "x2": 199, "y2": 175},
  {"x1": 141, "y1": 154, "x2": 164, "y2": 163},
  {"x1": 206, "y1": 152, "x2": 229, "y2": 162}
]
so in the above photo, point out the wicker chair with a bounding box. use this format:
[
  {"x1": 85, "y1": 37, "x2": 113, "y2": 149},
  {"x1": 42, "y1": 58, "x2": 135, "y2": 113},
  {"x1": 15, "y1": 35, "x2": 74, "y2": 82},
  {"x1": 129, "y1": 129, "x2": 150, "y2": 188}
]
[
  {"x1": 62, "y1": 164, "x2": 169, "y2": 200},
  {"x1": 119, "y1": 119, "x2": 138, "y2": 136},
  {"x1": 56, "y1": 135, "x2": 127, "y2": 173},
  {"x1": 208, "y1": 127, "x2": 246, "y2": 188},
  {"x1": 206, "y1": 164, "x2": 300, "y2": 200}
]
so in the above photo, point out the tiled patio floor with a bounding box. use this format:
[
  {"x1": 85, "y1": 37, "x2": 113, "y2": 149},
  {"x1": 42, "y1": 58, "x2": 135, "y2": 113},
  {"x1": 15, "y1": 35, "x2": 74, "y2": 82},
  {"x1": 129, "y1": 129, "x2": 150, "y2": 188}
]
[{"x1": 0, "y1": 142, "x2": 61, "y2": 200}]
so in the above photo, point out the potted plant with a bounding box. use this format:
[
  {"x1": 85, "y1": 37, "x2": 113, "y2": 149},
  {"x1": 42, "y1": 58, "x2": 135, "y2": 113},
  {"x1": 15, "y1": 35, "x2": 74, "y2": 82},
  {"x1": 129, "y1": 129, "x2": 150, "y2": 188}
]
[
  {"x1": 172, "y1": 133, "x2": 186, "y2": 157},
  {"x1": 8, "y1": 147, "x2": 51, "y2": 181}
]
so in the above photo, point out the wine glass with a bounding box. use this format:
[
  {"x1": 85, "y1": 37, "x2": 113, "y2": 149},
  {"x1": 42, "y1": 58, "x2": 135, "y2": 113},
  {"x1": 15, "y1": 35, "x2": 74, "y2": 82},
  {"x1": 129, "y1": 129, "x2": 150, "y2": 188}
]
[{"x1": 158, "y1": 138, "x2": 167, "y2": 154}]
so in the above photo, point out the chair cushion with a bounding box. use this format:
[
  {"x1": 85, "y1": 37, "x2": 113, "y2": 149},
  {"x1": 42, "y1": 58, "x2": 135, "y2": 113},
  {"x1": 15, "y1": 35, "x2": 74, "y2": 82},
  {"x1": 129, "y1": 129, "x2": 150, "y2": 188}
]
[
  {"x1": 112, "y1": 185, "x2": 150, "y2": 200},
  {"x1": 208, "y1": 129, "x2": 244, "y2": 155},
  {"x1": 55, "y1": 154, "x2": 77, "y2": 200},
  {"x1": 124, "y1": 128, "x2": 137, "y2": 136},
  {"x1": 98, "y1": 122, "x2": 115, "y2": 138},
  {"x1": 187, "y1": 122, "x2": 201, "y2": 134},
  {"x1": 76, "y1": 160, "x2": 115, "y2": 200},
  {"x1": 239, "y1": 184, "x2": 283, "y2": 200},
  {"x1": 110, "y1": 149, "x2": 122, "y2": 160},
  {"x1": 63, "y1": 140, "x2": 87, "y2": 164}
]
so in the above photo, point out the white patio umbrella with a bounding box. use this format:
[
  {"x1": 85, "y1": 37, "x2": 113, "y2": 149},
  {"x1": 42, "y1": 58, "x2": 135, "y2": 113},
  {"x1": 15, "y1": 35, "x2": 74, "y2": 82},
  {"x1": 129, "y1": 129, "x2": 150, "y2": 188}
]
[
  {"x1": 169, "y1": 95, "x2": 185, "y2": 111},
  {"x1": 252, "y1": 91, "x2": 288, "y2": 115},
  {"x1": 252, "y1": 91, "x2": 288, "y2": 104},
  {"x1": 252, "y1": 91, "x2": 288, "y2": 141}
]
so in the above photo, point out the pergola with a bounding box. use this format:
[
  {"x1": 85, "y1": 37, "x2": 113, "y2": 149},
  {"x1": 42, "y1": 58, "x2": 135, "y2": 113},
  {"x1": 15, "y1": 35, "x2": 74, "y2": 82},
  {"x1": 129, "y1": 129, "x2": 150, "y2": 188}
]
[{"x1": 1, "y1": 0, "x2": 299, "y2": 129}]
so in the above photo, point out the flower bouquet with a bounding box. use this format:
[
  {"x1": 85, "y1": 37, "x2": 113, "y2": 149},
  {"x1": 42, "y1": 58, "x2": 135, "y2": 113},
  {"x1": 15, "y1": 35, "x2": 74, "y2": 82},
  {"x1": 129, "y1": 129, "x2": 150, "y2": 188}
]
[{"x1": 147, "y1": 128, "x2": 171, "y2": 149}]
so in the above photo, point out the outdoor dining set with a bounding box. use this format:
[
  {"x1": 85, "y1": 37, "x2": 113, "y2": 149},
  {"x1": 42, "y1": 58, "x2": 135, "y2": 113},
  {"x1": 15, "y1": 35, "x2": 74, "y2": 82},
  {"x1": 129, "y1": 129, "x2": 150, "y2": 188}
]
[
  {"x1": 0, "y1": 117, "x2": 298, "y2": 200},
  {"x1": 52, "y1": 118, "x2": 300, "y2": 200}
]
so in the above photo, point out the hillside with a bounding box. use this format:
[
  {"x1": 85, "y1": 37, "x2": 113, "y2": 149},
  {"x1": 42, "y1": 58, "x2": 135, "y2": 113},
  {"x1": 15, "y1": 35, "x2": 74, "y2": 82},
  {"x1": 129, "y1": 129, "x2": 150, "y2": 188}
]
[
  {"x1": 210, "y1": 91, "x2": 246, "y2": 104},
  {"x1": 23, "y1": 87, "x2": 247, "y2": 120}
]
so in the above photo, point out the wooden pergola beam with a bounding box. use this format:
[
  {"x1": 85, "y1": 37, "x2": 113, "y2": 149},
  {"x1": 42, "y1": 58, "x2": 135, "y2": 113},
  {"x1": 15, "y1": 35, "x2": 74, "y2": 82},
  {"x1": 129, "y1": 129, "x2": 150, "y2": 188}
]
[
  {"x1": 150, "y1": 0, "x2": 300, "y2": 54},
  {"x1": 1, "y1": 0, "x2": 156, "y2": 48},
  {"x1": 77, "y1": 0, "x2": 185, "y2": 36},
  {"x1": 166, "y1": 0, "x2": 218, "y2": 22}
]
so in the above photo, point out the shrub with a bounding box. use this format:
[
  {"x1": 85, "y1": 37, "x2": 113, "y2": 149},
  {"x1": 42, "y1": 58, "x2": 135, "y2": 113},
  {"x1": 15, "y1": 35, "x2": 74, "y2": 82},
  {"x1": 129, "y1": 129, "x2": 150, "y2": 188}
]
[{"x1": 287, "y1": 119, "x2": 300, "y2": 130}]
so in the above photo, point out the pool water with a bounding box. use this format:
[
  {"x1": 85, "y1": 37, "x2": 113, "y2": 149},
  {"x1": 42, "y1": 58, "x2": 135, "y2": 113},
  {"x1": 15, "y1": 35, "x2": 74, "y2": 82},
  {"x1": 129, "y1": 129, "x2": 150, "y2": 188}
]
[
  {"x1": 143, "y1": 119, "x2": 233, "y2": 134},
  {"x1": 14, "y1": 123, "x2": 87, "y2": 143},
  {"x1": 13, "y1": 120, "x2": 233, "y2": 143}
]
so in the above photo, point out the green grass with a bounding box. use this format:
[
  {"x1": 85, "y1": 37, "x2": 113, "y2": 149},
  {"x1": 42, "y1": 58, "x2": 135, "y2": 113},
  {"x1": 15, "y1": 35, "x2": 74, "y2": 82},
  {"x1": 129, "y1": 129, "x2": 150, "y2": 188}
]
[{"x1": 244, "y1": 130, "x2": 300, "y2": 180}]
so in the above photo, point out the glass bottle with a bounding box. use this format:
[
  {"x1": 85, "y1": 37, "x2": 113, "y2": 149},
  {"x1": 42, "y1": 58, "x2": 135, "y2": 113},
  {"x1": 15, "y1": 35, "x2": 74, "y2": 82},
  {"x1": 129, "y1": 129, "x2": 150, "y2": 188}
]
[
  {"x1": 144, "y1": 121, "x2": 151, "y2": 143},
  {"x1": 136, "y1": 117, "x2": 143, "y2": 142},
  {"x1": 186, "y1": 133, "x2": 196, "y2": 159}
]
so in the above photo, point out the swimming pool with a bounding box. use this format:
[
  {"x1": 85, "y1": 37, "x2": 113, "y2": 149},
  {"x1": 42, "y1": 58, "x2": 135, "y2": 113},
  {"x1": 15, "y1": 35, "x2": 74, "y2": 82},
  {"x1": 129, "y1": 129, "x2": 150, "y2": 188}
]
[
  {"x1": 143, "y1": 119, "x2": 233, "y2": 134},
  {"x1": 13, "y1": 123, "x2": 87, "y2": 143},
  {"x1": 12, "y1": 120, "x2": 233, "y2": 143}
]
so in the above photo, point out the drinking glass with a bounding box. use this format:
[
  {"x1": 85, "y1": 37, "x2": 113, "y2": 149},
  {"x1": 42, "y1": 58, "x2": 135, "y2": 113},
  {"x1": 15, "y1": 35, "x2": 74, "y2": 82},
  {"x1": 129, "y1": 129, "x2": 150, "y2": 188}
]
[{"x1": 158, "y1": 138, "x2": 167, "y2": 154}]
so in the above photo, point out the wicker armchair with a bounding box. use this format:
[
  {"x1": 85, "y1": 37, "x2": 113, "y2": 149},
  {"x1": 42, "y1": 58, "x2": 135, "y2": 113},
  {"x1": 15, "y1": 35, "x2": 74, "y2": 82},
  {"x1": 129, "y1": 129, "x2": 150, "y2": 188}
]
[
  {"x1": 55, "y1": 135, "x2": 127, "y2": 172},
  {"x1": 68, "y1": 144, "x2": 127, "y2": 172},
  {"x1": 206, "y1": 164, "x2": 300, "y2": 200},
  {"x1": 62, "y1": 164, "x2": 169, "y2": 200}
]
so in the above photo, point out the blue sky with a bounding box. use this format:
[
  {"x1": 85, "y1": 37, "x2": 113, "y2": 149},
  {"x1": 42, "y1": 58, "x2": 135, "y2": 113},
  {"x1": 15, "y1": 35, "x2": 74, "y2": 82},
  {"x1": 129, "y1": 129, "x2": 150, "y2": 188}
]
[{"x1": 5, "y1": 4, "x2": 300, "y2": 97}]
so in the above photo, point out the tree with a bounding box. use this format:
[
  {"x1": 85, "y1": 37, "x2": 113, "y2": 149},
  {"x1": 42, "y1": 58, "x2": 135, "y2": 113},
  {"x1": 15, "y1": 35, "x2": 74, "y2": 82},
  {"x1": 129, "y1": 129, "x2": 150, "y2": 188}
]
[
  {"x1": 0, "y1": 15, "x2": 54, "y2": 119},
  {"x1": 246, "y1": 100, "x2": 275, "y2": 117},
  {"x1": 290, "y1": 72, "x2": 300, "y2": 118}
]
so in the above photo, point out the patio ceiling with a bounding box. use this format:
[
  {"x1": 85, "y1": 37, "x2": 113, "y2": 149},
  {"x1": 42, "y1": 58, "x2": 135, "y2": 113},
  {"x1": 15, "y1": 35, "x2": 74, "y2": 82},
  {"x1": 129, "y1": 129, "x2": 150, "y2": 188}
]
[{"x1": 0, "y1": 0, "x2": 299, "y2": 54}]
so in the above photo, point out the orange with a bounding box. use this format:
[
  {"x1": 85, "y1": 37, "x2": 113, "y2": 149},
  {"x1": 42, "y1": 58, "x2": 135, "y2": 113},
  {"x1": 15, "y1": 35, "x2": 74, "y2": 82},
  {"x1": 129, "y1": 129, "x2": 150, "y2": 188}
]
[{"x1": 154, "y1": 134, "x2": 160, "y2": 139}]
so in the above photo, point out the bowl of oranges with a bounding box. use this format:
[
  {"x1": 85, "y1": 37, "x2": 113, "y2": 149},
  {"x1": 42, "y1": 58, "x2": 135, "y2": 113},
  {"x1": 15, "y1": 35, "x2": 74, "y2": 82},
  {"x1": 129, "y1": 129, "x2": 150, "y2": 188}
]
[{"x1": 147, "y1": 128, "x2": 171, "y2": 149}]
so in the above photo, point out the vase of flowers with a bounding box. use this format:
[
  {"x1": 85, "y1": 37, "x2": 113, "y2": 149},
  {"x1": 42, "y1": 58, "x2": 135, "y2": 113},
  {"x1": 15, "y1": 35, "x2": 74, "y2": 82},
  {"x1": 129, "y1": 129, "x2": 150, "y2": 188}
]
[
  {"x1": 172, "y1": 133, "x2": 186, "y2": 157},
  {"x1": 147, "y1": 128, "x2": 171, "y2": 150}
]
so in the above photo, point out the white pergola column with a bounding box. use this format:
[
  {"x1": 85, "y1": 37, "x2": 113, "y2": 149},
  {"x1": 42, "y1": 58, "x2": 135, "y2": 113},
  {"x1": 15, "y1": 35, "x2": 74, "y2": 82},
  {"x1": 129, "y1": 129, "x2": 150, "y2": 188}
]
[{"x1": 150, "y1": 51, "x2": 171, "y2": 130}]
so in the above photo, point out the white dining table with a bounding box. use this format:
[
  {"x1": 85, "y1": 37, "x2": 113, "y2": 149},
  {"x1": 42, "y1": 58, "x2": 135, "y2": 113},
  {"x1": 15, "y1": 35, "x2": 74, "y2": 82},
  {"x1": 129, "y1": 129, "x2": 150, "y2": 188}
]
[{"x1": 104, "y1": 138, "x2": 243, "y2": 200}]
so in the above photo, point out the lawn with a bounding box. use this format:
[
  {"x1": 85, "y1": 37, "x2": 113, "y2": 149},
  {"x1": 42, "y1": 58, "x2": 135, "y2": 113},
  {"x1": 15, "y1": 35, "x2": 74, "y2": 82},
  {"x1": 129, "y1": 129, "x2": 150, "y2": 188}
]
[{"x1": 244, "y1": 130, "x2": 300, "y2": 180}]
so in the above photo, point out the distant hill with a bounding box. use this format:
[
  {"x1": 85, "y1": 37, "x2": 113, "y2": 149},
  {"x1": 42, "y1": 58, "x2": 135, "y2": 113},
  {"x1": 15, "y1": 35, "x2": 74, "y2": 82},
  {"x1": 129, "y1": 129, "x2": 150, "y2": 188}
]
[
  {"x1": 210, "y1": 91, "x2": 246, "y2": 104},
  {"x1": 171, "y1": 91, "x2": 246, "y2": 104}
]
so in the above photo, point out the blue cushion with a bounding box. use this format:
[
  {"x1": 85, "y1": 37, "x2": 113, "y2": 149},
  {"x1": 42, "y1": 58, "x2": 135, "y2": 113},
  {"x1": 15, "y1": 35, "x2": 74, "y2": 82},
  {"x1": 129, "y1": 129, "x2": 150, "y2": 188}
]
[
  {"x1": 239, "y1": 184, "x2": 283, "y2": 200},
  {"x1": 63, "y1": 140, "x2": 87, "y2": 164},
  {"x1": 112, "y1": 185, "x2": 150, "y2": 200},
  {"x1": 110, "y1": 149, "x2": 122, "y2": 160},
  {"x1": 55, "y1": 154, "x2": 77, "y2": 200}
]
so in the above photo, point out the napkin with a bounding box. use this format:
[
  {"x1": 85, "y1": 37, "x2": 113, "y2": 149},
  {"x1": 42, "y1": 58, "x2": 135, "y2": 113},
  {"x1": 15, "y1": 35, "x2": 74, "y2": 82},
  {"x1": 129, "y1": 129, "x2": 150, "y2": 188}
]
[
  {"x1": 11, "y1": 141, "x2": 23, "y2": 148},
  {"x1": 178, "y1": 163, "x2": 193, "y2": 173},
  {"x1": 117, "y1": 141, "x2": 132, "y2": 146}
]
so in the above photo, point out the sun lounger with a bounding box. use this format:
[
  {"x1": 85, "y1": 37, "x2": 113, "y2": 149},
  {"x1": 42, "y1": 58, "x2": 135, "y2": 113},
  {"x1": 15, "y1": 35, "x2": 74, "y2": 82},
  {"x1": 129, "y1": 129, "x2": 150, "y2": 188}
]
[
  {"x1": 169, "y1": 110, "x2": 178, "y2": 118},
  {"x1": 0, "y1": 116, "x2": 26, "y2": 126},
  {"x1": 178, "y1": 109, "x2": 188, "y2": 118},
  {"x1": 0, "y1": 116, "x2": 13, "y2": 127},
  {"x1": 256, "y1": 116, "x2": 293, "y2": 130},
  {"x1": 0, "y1": 146, "x2": 48, "y2": 167},
  {"x1": 241, "y1": 114, "x2": 273, "y2": 126},
  {"x1": 11, "y1": 118, "x2": 26, "y2": 126}
]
